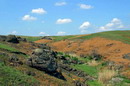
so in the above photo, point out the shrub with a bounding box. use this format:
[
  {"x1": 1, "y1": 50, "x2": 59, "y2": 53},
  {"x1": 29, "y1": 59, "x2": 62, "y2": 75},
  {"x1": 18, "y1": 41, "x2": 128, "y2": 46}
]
[
  {"x1": 98, "y1": 69, "x2": 117, "y2": 84},
  {"x1": 87, "y1": 60, "x2": 99, "y2": 66}
]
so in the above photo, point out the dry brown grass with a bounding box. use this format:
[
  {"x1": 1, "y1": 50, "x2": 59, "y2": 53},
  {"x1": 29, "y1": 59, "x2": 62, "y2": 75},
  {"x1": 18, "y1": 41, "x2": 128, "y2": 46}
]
[
  {"x1": 49, "y1": 37, "x2": 130, "y2": 65},
  {"x1": 87, "y1": 60, "x2": 99, "y2": 66},
  {"x1": 98, "y1": 69, "x2": 117, "y2": 84}
]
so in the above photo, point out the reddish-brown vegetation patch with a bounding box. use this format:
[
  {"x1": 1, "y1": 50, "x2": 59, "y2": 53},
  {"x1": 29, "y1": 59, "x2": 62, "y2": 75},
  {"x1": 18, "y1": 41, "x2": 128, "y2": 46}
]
[
  {"x1": 35, "y1": 39, "x2": 52, "y2": 44},
  {"x1": 49, "y1": 37, "x2": 130, "y2": 64}
]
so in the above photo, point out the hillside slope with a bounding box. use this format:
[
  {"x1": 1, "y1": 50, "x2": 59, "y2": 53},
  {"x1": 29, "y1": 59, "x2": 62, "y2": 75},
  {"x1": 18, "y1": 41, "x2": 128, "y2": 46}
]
[
  {"x1": 35, "y1": 31, "x2": 130, "y2": 63},
  {"x1": 1, "y1": 31, "x2": 130, "y2": 86},
  {"x1": 35, "y1": 30, "x2": 130, "y2": 79}
]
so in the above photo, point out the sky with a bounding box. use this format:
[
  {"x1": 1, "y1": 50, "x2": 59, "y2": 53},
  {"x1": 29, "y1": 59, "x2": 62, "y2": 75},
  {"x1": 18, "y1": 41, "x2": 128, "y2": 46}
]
[{"x1": 0, "y1": 0, "x2": 130, "y2": 36}]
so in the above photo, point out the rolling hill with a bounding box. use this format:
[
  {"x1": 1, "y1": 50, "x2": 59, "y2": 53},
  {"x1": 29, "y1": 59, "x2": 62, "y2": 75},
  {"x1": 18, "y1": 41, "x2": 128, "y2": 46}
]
[{"x1": 0, "y1": 30, "x2": 130, "y2": 86}]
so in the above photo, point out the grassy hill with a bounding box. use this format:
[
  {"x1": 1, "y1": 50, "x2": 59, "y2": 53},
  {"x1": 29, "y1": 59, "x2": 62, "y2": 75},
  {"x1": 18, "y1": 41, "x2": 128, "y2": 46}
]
[{"x1": 50, "y1": 30, "x2": 130, "y2": 44}]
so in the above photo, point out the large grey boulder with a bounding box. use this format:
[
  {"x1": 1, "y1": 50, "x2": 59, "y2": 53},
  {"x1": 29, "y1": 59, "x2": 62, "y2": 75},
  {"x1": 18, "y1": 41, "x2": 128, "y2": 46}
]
[{"x1": 27, "y1": 48, "x2": 58, "y2": 72}]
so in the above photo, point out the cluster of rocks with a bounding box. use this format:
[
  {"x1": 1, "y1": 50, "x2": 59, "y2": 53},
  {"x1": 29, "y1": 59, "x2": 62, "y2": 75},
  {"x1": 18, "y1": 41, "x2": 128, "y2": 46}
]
[
  {"x1": 58, "y1": 55, "x2": 83, "y2": 65},
  {"x1": 0, "y1": 35, "x2": 26, "y2": 43},
  {"x1": 123, "y1": 53, "x2": 130, "y2": 60},
  {"x1": 73, "y1": 80, "x2": 88, "y2": 86},
  {"x1": 60, "y1": 64, "x2": 94, "y2": 80},
  {"x1": 9, "y1": 55, "x2": 23, "y2": 66},
  {"x1": 89, "y1": 50, "x2": 102, "y2": 60}
]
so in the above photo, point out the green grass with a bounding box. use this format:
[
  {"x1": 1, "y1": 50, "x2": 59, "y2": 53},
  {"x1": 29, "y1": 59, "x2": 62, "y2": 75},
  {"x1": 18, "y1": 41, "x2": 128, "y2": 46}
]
[
  {"x1": 0, "y1": 63, "x2": 39, "y2": 86},
  {"x1": 72, "y1": 64, "x2": 99, "y2": 77},
  {"x1": 0, "y1": 43, "x2": 19, "y2": 52},
  {"x1": 87, "y1": 80, "x2": 103, "y2": 86},
  {"x1": 20, "y1": 36, "x2": 42, "y2": 42},
  {"x1": 71, "y1": 30, "x2": 130, "y2": 44}
]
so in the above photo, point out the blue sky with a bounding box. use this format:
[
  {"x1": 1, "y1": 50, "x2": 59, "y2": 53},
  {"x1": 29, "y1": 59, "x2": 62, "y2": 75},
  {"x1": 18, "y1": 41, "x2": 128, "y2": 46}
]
[{"x1": 0, "y1": 0, "x2": 130, "y2": 36}]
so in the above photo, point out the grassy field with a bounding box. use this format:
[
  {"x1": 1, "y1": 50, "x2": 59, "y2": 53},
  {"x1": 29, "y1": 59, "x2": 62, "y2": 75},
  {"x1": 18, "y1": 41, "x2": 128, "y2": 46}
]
[
  {"x1": 0, "y1": 63, "x2": 39, "y2": 86},
  {"x1": 0, "y1": 43, "x2": 19, "y2": 52}
]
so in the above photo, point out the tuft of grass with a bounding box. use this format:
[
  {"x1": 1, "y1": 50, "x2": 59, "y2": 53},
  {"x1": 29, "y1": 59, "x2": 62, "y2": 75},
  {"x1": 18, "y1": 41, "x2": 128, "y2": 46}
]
[
  {"x1": 0, "y1": 43, "x2": 19, "y2": 52},
  {"x1": 0, "y1": 63, "x2": 39, "y2": 86},
  {"x1": 98, "y1": 69, "x2": 117, "y2": 84}
]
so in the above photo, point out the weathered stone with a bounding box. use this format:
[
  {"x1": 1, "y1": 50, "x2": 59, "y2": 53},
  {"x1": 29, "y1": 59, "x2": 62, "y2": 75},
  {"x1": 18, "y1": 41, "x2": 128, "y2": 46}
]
[
  {"x1": 89, "y1": 50, "x2": 102, "y2": 60},
  {"x1": 6, "y1": 35, "x2": 19, "y2": 43},
  {"x1": 17, "y1": 37, "x2": 27, "y2": 42},
  {"x1": 123, "y1": 53, "x2": 130, "y2": 60},
  {"x1": 27, "y1": 48, "x2": 58, "y2": 72},
  {"x1": 9, "y1": 55, "x2": 19, "y2": 62}
]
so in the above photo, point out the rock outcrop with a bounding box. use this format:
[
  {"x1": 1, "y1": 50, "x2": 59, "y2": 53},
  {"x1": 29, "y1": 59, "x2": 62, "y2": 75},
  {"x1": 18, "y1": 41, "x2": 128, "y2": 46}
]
[
  {"x1": 27, "y1": 48, "x2": 58, "y2": 72},
  {"x1": 0, "y1": 35, "x2": 27, "y2": 43}
]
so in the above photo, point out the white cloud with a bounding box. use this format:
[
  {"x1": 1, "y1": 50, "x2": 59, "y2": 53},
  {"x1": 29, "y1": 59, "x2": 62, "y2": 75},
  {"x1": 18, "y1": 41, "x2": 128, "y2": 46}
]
[
  {"x1": 39, "y1": 32, "x2": 46, "y2": 35},
  {"x1": 56, "y1": 18, "x2": 72, "y2": 24},
  {"x1": 79, "y1": 4, "x2": 93, "y2": 9},
  {"x1": 57, "y1": 31, "x2": 66, "y2": 35},
  {"x1": 99, "y1": 18, "x2": 124, "y2": 31},
  {"x1": 79, "y1": 22, "x2": 91, "y2": 33},
  {"x1": 55, "y1": 2, "x2": 67, "y2": 6},
  {"x1": 80, "y1": 22, "x2": 91, "y2": 29},
  {"x1": 39, "y1": 32, "x2": 49, "y2": 36},
  {"x1": 22, "y1": 15, "x2": 37, "y2": 21},
  {"x1": 31, "y1": 8, "x2": 47, "y2": 14},
  {"x1": 9, "y1": 31, "x2": 17, "y2": 35}
]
